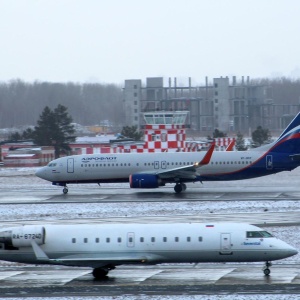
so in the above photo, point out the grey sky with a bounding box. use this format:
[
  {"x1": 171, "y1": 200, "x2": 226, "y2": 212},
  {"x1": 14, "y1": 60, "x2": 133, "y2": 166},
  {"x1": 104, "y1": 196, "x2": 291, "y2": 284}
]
[{"x1": 1, "y1": 0, "x2": 300, "y2": 84}]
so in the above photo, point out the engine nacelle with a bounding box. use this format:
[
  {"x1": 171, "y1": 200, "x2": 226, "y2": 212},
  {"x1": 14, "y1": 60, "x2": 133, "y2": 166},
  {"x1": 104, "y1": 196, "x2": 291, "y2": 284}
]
[
  {"x1": 0, "y1": 226, "x2": 45, "y2": 248},
  {"x1": 129, "y1": 174, "x2": 161, "y2": 189}
]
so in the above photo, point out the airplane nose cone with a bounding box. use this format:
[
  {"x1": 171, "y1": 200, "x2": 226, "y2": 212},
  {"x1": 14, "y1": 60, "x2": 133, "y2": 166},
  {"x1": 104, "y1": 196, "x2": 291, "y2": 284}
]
[
  {"x1": 35, "y1": 167, "x2": 48, "y2": 180},
  {"x1": 288, "y1": 247, "x2": 298, "y2": 257}
]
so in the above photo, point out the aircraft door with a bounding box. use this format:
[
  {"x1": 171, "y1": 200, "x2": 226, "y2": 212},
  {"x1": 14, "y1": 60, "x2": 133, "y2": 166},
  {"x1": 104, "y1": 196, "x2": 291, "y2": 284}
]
[
  {"x1": 220, "y1": 233, "x2": 232, "y2": 255},
  {"x1": 67, "y1": 158, "x2": 74, "y2": 173},
  {"x1": 266, "y1": 155, "x2": 273, "y2": 170},
  {"x1": 154, "y1": 161, "x2": 159, "y2": 169},
  {"x1": 161, "y1": 161, "x2": 167, "y2": 169},
  {"x1": 127, "y1": 232, "x2": 135, "y2": 248}
]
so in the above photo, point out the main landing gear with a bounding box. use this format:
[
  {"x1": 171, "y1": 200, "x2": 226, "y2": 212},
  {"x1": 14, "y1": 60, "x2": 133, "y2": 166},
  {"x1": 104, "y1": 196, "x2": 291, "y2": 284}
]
[
  {"x1": 263, "y1": 261, "x2": 272, "y2": 276},
  {"x1": 92, "y1": 265, "x2": 115, "y2": 279},
  {"x1": 174, "y1": 183, "x2": 187, "y2": 194}
]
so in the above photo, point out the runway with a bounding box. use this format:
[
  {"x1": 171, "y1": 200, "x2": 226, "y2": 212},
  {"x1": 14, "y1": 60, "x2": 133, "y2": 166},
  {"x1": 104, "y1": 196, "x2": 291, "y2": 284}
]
[
  {"x1": 0, "y1": 167, "x2": 300, "y2": 297},
  {"x1": 0, "y1": 263, "x2": 300, "y2": 297}
]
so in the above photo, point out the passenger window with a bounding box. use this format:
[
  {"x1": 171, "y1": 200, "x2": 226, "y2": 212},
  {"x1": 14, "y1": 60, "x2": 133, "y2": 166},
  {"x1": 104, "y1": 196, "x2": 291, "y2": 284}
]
[
  {"x1": 198, "y1": 237, "x2": 203, "y2": 242},
  {"x1": 140, "y1": 237, "x2": 144, "y2": 242},
  {"x1": 106, "y1": 238, "x2": 110, "y2": 243},
  {"x1": 163, "y1": 237, "x2": 167, "y2": 242},
  {"x1": 72, "y1": 238, "x2": 76, "y2": 243},
  {"x1": 187, "y1": 237, "x2": 191, "y2": 242},
  {"x1": 118, "y1": 237, "x2": 122, "y2": 243},
  {"x1": 95, "y1": 238, "x2": 99, "y2": 243},
  {"x1": 175, "y1": 237, "x2": 179, "y2": 242},
  {"x1": 84, "y1": 238, "x2": 88, "y2": 243},
  {"x1": 151, "y1": 237, "x2": 155, "y2": 242}
]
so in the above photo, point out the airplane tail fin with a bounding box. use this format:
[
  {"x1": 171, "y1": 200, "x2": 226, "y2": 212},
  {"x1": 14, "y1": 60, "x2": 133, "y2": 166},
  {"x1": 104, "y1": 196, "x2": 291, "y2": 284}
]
[{"x1": 268, "y1": 112, "x2": 300, "y2": 154}]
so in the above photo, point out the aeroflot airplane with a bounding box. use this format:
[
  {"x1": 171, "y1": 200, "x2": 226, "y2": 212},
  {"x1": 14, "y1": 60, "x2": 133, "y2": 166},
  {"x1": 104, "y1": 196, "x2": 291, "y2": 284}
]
[
  {"x1": 0, "y1": 222, "x2": 297, "y2": 278},
  {"x1": 36, "y1": 112, "x2": 300, "y2": 194}
]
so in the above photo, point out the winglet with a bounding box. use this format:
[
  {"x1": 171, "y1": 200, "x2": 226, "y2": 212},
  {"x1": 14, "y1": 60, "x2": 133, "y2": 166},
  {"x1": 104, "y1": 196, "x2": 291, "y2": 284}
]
[
  {"x1": 226, "y1": 140, "x2": 235, "y2": 151},
  {"x1": 195, "y1": 142, "x2": 215, "y2": 166},
  {"x1": 31, "y1": 240, "x2": 49, "y2": 261}
]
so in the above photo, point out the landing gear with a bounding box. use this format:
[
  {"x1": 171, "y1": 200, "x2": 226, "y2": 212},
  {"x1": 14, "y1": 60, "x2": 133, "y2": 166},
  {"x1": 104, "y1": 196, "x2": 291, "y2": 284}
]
[
  {"x1": 174, "y1": 183, "x2": 187, "y2": 194},
  {"x1": 63, "y1": 186, "x2": 68, "y2": 194},
  {"x1": 263, "y1": 261, "x2": 272, "y2": 276},
  {"x1": 92, "y1": 265, "x2": 115, "y2": 279}
]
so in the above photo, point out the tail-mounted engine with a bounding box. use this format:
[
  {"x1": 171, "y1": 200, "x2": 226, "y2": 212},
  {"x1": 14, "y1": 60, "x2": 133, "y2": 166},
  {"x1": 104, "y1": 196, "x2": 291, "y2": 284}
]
[{"x1": 0, "y1": 226, "x2": 45, "y2": 248}]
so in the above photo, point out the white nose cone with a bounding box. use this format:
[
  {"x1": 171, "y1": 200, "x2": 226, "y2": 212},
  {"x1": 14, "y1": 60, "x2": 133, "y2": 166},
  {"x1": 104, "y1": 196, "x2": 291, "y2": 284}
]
[{"x1": 35, "y1": 167, "x2": 49, "y2": 181}]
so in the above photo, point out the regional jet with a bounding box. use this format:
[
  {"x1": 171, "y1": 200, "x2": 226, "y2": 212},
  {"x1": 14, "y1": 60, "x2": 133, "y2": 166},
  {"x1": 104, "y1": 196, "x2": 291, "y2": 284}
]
[
  {"x1": 0, "y1": 222, "x2": 297, "y2": 278},
  {"x1": 36, "y1": 112, "x2": 300, "y2": 194}
]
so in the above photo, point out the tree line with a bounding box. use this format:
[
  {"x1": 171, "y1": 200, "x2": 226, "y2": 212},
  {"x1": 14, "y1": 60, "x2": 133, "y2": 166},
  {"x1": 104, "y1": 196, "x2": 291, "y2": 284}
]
[
  {"x1": 1, "y1": 77, "x2": 300, "y2": 129},
  {"x1": 0, "y1": 80, "x2": 124, "y2": 128}
]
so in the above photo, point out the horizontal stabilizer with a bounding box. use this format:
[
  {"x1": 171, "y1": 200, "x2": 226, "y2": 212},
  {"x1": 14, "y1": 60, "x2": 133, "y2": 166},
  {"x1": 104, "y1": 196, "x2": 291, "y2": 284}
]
[{"x1": 290, "y1": 154, "x2": 300, "y2": 161}]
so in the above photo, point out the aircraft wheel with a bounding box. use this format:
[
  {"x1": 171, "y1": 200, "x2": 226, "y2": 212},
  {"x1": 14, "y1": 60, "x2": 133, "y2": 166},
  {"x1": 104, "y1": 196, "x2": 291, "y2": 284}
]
[
  {"x1": 63, "y1": 187, "x2": 68, "y2": 194},
  {"x1": 174, "y1": 183, "x2": 183, "y2": 194},
  {"x1": 92, "y1": 267, "x2": 108, "y2": 279},
  {"x1": 181, "y1": 183, "x2": 187, "y2": 191},
  {"x1": 263, "y1": 268, "x2": 271, "y2": 276}
]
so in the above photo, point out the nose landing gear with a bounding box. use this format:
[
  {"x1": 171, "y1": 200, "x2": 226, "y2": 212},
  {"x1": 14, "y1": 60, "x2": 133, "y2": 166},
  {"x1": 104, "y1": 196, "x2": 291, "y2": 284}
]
[
  {"x1": 63, "y1": 186, "x2": 68, "y2": 194},
  {"x1": 263, "y1": 261, "x2": 272, "y2": 276}
]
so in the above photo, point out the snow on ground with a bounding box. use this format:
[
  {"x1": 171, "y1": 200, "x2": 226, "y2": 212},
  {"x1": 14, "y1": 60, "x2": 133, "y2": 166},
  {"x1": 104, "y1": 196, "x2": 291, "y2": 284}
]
[{"x1": 2, "y1": 295, "x2": 300, "y2": 300}]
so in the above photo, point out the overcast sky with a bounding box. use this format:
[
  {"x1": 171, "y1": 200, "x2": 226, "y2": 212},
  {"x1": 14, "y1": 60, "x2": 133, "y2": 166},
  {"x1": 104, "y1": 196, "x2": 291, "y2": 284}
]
[{"x1": 1, "y1": 0, "x2": 300, "y2": 85}]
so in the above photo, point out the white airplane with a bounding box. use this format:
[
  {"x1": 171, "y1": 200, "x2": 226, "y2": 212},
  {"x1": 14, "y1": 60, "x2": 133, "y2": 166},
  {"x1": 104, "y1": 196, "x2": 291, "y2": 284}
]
[
  {"x1": 0, "y1": 222, "x2": 297, "y2": 278},
  {"x1": 35, "y1": 112, "x2": 300, "y2": 194}
]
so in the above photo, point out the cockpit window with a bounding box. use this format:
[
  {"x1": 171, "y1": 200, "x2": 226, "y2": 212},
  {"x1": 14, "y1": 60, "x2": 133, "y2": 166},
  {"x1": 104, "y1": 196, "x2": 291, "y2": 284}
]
[
  {"x1": 246, "y1": 231, "x2": 273, "y2": 238},
  {"x1": 48, "y1": 163, "x2": 57, "y2": 167}
]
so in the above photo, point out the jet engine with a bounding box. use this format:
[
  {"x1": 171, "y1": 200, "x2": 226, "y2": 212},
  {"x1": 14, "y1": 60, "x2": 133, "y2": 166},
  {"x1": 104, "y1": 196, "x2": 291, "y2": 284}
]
[
  {"x1": 129, "y1": 174, "x2": 162, "y2": 189},
  {"x1": 0, "y1": 226, "x2": 45, "y2": 248}
]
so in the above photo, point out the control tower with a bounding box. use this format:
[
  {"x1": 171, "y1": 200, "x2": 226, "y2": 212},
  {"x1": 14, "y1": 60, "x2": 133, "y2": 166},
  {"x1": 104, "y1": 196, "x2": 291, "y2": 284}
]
[{"x1": 142, "y1": 111, "x2": 188, "y2": 152}]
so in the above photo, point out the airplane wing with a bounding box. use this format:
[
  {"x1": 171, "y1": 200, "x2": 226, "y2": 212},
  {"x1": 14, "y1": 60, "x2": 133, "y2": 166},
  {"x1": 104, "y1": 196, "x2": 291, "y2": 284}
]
[
  {"x1": 154, "y1": 142, "x2": 215, "y2": 180},
  {"x1": 31, "y1": 241, "x2": 161, "y2": 267}
]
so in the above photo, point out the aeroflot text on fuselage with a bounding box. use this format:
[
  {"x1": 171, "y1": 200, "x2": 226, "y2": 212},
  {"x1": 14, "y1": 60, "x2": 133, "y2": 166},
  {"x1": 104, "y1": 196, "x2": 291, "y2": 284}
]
[{"x1": 81, "y1": 156, "x2": 117, "y2": 162}]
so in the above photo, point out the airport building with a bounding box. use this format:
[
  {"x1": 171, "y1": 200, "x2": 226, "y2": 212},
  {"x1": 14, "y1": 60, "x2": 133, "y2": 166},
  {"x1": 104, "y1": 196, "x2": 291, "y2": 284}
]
[{"x1": 123, "y1": 76, "x2": 300, "y2": 135}]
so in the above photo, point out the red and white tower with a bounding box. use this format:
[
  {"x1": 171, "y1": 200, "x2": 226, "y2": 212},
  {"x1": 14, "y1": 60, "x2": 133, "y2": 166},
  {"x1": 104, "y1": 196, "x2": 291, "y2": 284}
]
[{"x1": 142, "y1": 111, "x2": 188, "y2": 152}]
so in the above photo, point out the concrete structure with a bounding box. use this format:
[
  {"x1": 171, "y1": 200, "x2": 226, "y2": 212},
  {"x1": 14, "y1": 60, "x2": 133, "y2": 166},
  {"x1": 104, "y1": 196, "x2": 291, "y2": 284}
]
[{"x1": 123, "y1": 76, "x2": 300, "y2": 135}]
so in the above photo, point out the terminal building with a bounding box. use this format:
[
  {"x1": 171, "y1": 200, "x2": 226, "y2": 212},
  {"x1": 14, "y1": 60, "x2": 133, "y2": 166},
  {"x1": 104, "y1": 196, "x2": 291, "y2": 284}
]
[{"x1": 123, "y1": 76, "x2": 300, "y2": 136}]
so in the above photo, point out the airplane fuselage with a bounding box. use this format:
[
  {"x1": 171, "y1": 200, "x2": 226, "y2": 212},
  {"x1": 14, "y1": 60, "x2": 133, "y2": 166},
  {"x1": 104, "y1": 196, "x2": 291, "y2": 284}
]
[
  {"x1": 0, "y1": 223, "x2": 296, "y2": 269},
  {"x1": 36, "y1": 149, "x2": 299, "y2": 186}
]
